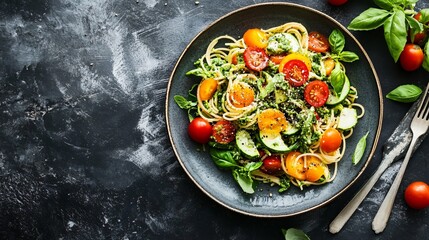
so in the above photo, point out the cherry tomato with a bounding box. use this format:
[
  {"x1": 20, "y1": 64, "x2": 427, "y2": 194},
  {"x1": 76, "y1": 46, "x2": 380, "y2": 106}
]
[
  {"x1": 285, "y1": 151, "x2": 306, "y2": 181},
  {"x1": 282, "y1": 59, "x2": 309, "y2": 87},
  {"x1": 404, "y1": 181, "x2": 429, "y2": 210},
  {"x1": 229, "y1": 82, "x2": 255, "y2": 108},
  {"x1": 308, "y1": 31, "x2": 330, "y2": 53},
  {"x1": 260, "y1": 155, "x2": 282, "y2": 174},
  {"x1": 399, "y1": 43, "x2": 424, "y2": 71},
  {"x1": 278, "y1": 53, "x2": 312, "y2": 72},
  {"x1": 243, "y1": 47, "x2": 269, "y2": 71},
  {"x1": 305, "y1": 156, "x2": 326, "y2": 182},
  {"x1": 328, "y1": 0, "x2": 348, "y2": 6},
  {"x1": 257, "y1": 108, "x2": 288, "y2": 134},
  {"x1": 324, "y1": 58, "x2": 335, "y2": 76},
  {"x1": 320, "y1": 128, "x2": 342, "y2": 153},
  {"x1": 231, "y1": 54, "x2": 238, "y2": 65},
  {"x1": 199, "y1": 78, "x2": 218, "y2": 101},
  {"x1": 212, "y1": 119, "x2": 236, "y2": 144},
  {"x1": 304, "y1": 80, "x2": 330, "y2": 107},
  {"x1": 269, "y1": 54, "x2": 286, "y2": 65},
  {"x1": 188, "y1": 117, "x2": 212, "y2": 144},
  {"x1": 410, "y1": 12, "x2": 428, "y2": 46},
  {"x1": 243, "y1": 28, "x2": 268, "y2": 49}
]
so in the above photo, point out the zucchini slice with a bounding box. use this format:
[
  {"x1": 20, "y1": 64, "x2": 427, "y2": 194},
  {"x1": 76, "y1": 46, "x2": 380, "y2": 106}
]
[{"x1": 236, "y1": 129, "x2": 259, "y2": 159}]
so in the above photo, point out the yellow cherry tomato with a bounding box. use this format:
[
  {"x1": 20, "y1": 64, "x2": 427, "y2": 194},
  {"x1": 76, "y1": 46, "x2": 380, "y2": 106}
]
[
  {"x1": 243, "y1": 28, "x2": 268, "y2": 49},
  {"x1": 199, "y1": 78, "x2": 218, "y2": 101},
  {"x1": 257, "y1": 108, "x2": 288, "y2": 134},
  {"x1": 324, "y1": 58, "x2": 335, "y2": 76},
  {"x1": 320, "y1": 128, "x2": 342, "y2": 153},
  {"x1": 305, "y1": 156, "x2": 326, "y2": 182},
  {"x1": 285, "y1": 151, "x2": 306, "y2": 181},
  {"x1": 229, "y1": 82, "x2": 255, "y2": 108},
  {"x1": 278, "y1": 52, "x2": 312, "y2": 73}
]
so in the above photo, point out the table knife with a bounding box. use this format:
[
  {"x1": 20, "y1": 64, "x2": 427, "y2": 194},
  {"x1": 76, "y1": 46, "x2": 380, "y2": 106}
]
[{"x1": 329, "y1": 97, "x2": 429, "y2": 234}]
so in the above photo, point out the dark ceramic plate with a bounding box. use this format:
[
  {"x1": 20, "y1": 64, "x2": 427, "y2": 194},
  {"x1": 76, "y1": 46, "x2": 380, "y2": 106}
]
[{"x1": 166, "y1": 2, "x2": 383, "y2": 217}]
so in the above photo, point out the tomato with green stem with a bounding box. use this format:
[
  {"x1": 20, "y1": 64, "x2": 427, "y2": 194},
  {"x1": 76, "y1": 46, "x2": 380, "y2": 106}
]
[
  {"x1": 399, "y1": 43, "x2": 424, "y2": 71},
  {"x1": 188, "y1": 117, "x2": 212, "y2": 144}
]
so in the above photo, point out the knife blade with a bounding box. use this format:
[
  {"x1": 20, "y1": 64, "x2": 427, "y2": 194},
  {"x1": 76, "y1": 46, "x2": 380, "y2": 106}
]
[{"x1": 329, "y1": 96, "x2": 429, "y2": 234}]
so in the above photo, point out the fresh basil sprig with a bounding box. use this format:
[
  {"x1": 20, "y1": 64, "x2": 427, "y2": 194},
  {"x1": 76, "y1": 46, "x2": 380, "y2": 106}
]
[
  {"x1": 328, "y1": 30, "x2": 360, "y2": 63},
  {"x1": 386, "y1": 84, "x2": 422, "y2": 102},
  {"x1": 352, "y1": 132, "x2": 369, "y2": 165},
  {"x1": 348, "y1": 0, "x2": 429, "y2": 68}
]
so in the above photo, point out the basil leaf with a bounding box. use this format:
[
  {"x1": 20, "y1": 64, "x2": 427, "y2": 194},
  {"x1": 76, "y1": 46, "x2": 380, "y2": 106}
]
[
  {"x1": 232, "y1": 169, "x2": 255, "y2": 194},
  {"x1": 386, "y1": 84, "x2": 423, "y2": 103},
  {"x1": 209, "y1": 148, "x2": 240, "y2": 169},
  {"x1": 384, "y1": 10, "x2": 407, "y2": 62},
  {"x1": 419, "y1": 9, "x2": 429, "y2": 24},
  {"x1": 243, "y1": 161, "x2": 262, "y2": 172},
  {"x1": 282, "y1": 228, "x2": 310, "y2": 240},
  {"x1": 174, "y1": 95, "x2": 197, "y2": 109},
  {"x1": 348, "y1": 8, "x2": 391, "y2": 31},
  {"x1": 352, "y1": 132, "x2": 369, "y2": 165},
  {"x1": 339, "y1": 51, "x2": 360, "y2": 62},
  {"x1": 329, "y1": 29, "x2": 345, "y2": 54},
  {"x1": 374, "y1": 0, "x2": 396, "y2": 10},
  {"x1": 406, "y1": 15, "x2": 424, "y2": 43},
  {"x1": 330, "y1": 62, "x2": 346, "y2": 95},
  {"x1": 423, "y1": 41, "x2": 429, "y2": 72}
]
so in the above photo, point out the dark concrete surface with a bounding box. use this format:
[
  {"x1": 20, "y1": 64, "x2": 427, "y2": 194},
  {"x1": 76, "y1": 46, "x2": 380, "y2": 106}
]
[{"x1": 0, "y1": 0, "x2": 428, "y2": 239}]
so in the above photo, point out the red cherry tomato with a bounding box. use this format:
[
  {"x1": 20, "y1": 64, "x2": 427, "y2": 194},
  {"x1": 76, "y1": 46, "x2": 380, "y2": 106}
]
[
  {"x1": 404, "y1": 181, "x2": 429, "y2": 210},
  {"x1": 260, "y1": 155, "x2": 282, "y2": 174},
  {"x1": 212, "y1": 119, "x2": 236, "y2": 144},
  {"x1": 243, "y1": 47, "x2": 269, "y2": 71},
  {"x1": 411, "y1": 12, "x2": 428, "y2": 46},
  {"x1": 320, "y1": 128, "x2": 342, "y2": 153},
  {"x1": 399, "y1": 43, "x2": 424, "y2": 71},
  {"x1": 308, "y1": 31, "x2": 330, "y2": 53},
  {"x1": 188, "y1": 117, "x2": 212, "y2": 144},
  {"x1": 282, "y1": 59, "x2": 309, "y2": 87},
  {"x1": 304, "y1": 80, "x2": 330, "y2": 107},
  {"x1": 328, "y1": 0, "x2": 348, "y2": 6}
]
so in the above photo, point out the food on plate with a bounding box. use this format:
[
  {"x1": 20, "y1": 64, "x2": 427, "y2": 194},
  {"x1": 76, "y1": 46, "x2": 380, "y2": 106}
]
[{"x1": 175, "y1": 22, "x2": 364, "y2": 194}]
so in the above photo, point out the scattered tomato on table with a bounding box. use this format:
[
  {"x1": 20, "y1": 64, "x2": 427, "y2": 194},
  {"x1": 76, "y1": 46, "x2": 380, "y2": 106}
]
[
  {"x1": 404, "y1": 181, "x2": 429, "y2": 210},
  {"x1": 399, "y1": 43, "x2": 425, "y2": 71},
  {"x1": 328, "y1": 0, "x2": 348, "y2": 6}
]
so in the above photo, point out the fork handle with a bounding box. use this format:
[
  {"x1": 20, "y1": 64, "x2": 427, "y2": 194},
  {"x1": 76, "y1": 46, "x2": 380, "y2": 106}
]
[
  {"x1": 372, "y1": 137, "x2": 418, "y2": 234},
  {"x1": 329, "y1": 157, "x2": 392, "y2": 234}
]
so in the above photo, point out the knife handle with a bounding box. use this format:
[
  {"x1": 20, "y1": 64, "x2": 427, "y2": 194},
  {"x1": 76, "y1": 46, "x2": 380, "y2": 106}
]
[{"x1": 329, "y1": 158, "x2": 391, "y2": 234}]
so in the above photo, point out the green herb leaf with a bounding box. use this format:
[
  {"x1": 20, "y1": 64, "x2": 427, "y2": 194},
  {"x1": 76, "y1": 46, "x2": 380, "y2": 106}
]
[
  {"x1": 232, "y1": 169, "x2": 255, "y2": 194},
  {"x1": 174, "y1": 95, "x2": 196, "y2": 109},
  {"x1": 339, "y1": 51, "x2": 360, "y2": 62},
  {"x1": 282, "y1": 228, "x2": 310, "y2": 240},
  {"x1": 329, "y1": 29, "x2": 345, "y2": 54},
  {"x1": 373, "y1": 0, "x2": 397, "y2": 10},
  {"x1": 330, "y1": 63, "x2": 346, "y2": 95},
  {"x1": 386, "y1": 84, "x2": 423, "y2": 103},
  {"x1": 348, "y1": 8, "x2": 391, "y2": 31},
  {"x1": 406, "y1": 15, "x2": 424, "y2": 43},
  {"x1": 419, "y1": 9, "x2": 429, "y2": 24},
  {"x1": 423, "y1": 41, "x2": 429, "y2": 72},
  {"x1": 209, "y1": 148, "x2": 241, "y2": 169},
  {"x1": 243, "y1": 161, "x2": 263, "y2": 172},
  {"x1": 353, "y1": 132, "x2": 369, "y2": 165},
  {"x1": 383, "y1": 10, "x2": 407, "y2": 62}
]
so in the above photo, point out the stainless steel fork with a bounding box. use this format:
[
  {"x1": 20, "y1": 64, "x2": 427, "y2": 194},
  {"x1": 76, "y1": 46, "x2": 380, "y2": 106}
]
[{"x1": 372, "y1": 82, "x2": 429, "y2": 234}]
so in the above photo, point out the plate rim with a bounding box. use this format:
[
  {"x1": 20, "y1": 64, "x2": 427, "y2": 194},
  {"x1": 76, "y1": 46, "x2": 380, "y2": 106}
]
[{"x1": 165, "y1": 2, "x2": 383, "y2": 217}]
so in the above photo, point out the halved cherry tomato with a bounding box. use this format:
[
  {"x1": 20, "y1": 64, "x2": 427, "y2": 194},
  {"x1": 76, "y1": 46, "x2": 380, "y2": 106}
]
[
  {"x1": 278, "y1": 53, "x2": 312, "y2": 72},
  {"x1": 261, "y1": 155, "x2": 282, "y2": 174},
  {"x1": 320, "y1": 128, "x2": 342, "y2": 153},
  {"x1": 199, "y1": 78, "x2": 218, "y2": 101},
  {"x1": 269, "y1": 54, "x2": 286, "y2": 65},
  {"x1": 229, "y1": 82, "x2": 255, "y2": 108},
  {"x1": 243, "y1": 28, "x2": 268, "y2": 49},
  {"x1": 212, "y1": 119, "x2": 236, "y2": 144},
  {"x1": 243, "y1": 47, "x2": 269, "y2": 71},
  {"x1": 304, "y1": 80, "x2": 330, "y2": 107},
  {"x1": 308, "y1": 31, "x2": 330, "y2": 53},
  {"x1": 281, "y1": 60, "x2": 309, "y2": 87},
  {"x1": 404, "y1": 181, "x2": 429, "y2": 210},
  {"x1": 399, "y1": 43, "x2": 424, "y2": 71},
  {"x1": 305, "y1": 156, "x2": 326, "y2": 182},
  {"x1": 257, "y1": 108, "x2": 288, "y2": 134},
  {"x1": 231, "y1": 54, "x2": 238, "y2": 65},
  {"x1": 285, "y1": 151, "x2": 306, "y2": 181},
  {"x1": 324, "y1": 58, "x2": 335, "y2": 76},
  {"x1": 188, "y1": 117, "x2": 213, "y2": 144}
]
